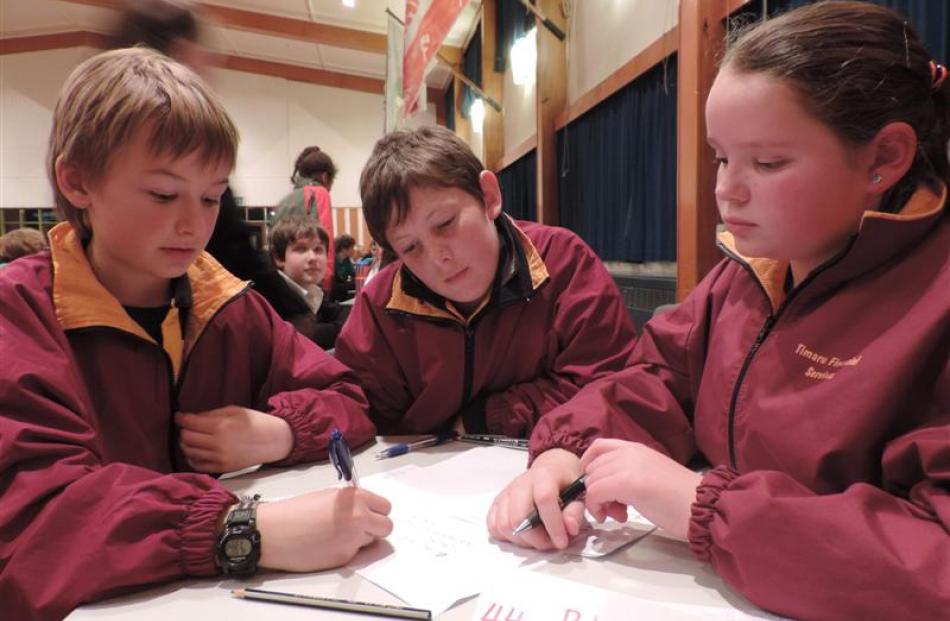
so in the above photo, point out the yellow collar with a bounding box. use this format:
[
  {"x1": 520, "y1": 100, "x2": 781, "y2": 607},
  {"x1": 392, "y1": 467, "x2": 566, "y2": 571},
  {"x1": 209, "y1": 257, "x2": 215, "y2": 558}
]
[{"x1": 48, "y1": 222, "x2": 248, "y2": 379}]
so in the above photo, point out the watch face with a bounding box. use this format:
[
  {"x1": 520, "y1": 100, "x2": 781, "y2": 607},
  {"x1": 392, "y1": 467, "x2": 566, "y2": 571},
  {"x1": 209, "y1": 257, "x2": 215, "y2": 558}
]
[{"x1": 225, "y1": 537, "x2": 252, "y2": 558}]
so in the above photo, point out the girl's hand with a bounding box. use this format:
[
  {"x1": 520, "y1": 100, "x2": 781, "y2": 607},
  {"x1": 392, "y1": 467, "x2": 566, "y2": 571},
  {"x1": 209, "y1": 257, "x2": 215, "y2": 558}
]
[
  {"x1": 581, "y1": 439, "x2": 702, "y2": 540},
  {"x1": 487, "y1": 448, "x2": 586, "y2": 550}
]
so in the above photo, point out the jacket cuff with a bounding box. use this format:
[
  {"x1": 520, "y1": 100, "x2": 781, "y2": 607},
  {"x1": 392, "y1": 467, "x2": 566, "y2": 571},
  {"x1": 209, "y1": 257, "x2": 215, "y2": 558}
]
[
  {"x1": 687, "y1": 465, "x2": 739, "y2": 562},
  {"x1": 527, "y1": 431, "x2": 592, "y2": 465},
  {"x1": 459, "y1": 393, "x2": 489, "y2": 434},
  {"x1": 268, "y1": 405, "x2": 319, "y2": 467},
  {"x1": 178, "y1": 485, "x2": 239, "y2": 576}
]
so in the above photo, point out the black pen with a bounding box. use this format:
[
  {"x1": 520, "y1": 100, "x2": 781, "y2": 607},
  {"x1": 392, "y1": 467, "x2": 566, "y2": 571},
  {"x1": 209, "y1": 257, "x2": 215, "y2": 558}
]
[
  {"x1": 374, "y1": 431, "x2": 457, "y2": 459},
  {"x1": 511, "y1": 475, "x2": 587, "y2": 536},
  {"x1": 458, "y1": 433, "x2": 529, "y2": 450},
  {"x1": 233, "y1": 587, "x2": 431, "y2": 620}
]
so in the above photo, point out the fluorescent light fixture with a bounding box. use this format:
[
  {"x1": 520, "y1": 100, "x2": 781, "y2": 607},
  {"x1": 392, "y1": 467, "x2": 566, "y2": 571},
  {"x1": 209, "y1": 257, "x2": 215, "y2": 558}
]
[
  {"x1": 469, "y1": 98, "x2": 485, "y2": 133},
  {"x1": 510, "y1": 27, "x2": 537, "y2": 86},
  {"x1": 342, "y1": 0, "x2": 355, "y2": 7}
]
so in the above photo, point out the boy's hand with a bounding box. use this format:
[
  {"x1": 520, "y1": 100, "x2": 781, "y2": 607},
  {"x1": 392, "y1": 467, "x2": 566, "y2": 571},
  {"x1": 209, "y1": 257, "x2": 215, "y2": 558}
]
[
  {"x1": 581, "y1": 439, "x2": 702, "y2": 540},
  {"x1": 176, "y1": 407, "x2": 293, "y2": 473},
  {"x1": 487, "y1": 448, "x2": 586, "y2": 550},
  {"x1": 256, "y1": 487, "x2": 393, "y2": 572}
]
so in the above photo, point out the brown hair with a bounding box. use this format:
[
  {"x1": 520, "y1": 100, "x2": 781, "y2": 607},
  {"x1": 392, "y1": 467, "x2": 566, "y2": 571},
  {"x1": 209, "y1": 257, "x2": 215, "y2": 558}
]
[
  {"x1": 359, "y1": 125, "x2": 485, "y2": 253},
  {"x1": 723, "y1": 1, "x2": 950, "y2": 211},
  {"x1": 47, "y1": 46, "x2": 238, "y2": 240},
  {"x1": 269, "y1": 215, "x2": 329, "y2": 264},
  {"x1": 293, "y1": 146, "x2": 338, "y2": 188},
  {"x1": 0, "y1": 228, "x2": 48, "y2": 263}
]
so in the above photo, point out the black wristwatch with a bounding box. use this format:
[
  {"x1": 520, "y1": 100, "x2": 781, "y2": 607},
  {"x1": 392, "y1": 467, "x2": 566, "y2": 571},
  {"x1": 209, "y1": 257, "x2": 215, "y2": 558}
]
[{"x1": 216, "y1": 494, "x2": 261, "y2": 576}]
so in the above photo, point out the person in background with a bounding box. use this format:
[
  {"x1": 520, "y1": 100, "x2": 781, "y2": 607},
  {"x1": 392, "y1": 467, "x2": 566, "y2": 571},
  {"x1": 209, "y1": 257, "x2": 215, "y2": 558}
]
[
  {"x1": 0, "y1": 227, "x2": 48, "y2": 267},
  {"x1": 335, "y1": 125, "x2": 637, "y2": 440},
  {"x1": 488, "y1": 3, "x2": 949, "y2": 620},
  {"x1": 332, "y1": 233, "x2": 357, "y2": 301},
  {"x1": 110, "y1": 0, "x2": 312, "y2": 327},
  {"x1": 269, "y1": 215, "x2": 345, "y2": 349},
  {"x1": 0, "y1": 48, "x2": 390, "y2": 621}
]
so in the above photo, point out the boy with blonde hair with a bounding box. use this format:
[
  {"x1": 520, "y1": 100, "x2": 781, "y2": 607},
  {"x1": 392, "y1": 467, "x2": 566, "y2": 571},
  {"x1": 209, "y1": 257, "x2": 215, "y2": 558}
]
[{"x1": 0, "y1": 48, "x2": 391, "y2": 620}]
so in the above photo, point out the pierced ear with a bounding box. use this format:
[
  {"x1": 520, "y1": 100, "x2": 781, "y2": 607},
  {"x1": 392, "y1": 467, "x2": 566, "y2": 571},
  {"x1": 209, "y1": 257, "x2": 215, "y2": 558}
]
[
  {"x1": 54, "y1": 157, "x2": 92, "y2": 209},
  {"x1": 479, "y1": 170, "x2": 503, "y2": 220},
  {"x1": 867, "y1": 121, "x2": 917, "y2": 194}
]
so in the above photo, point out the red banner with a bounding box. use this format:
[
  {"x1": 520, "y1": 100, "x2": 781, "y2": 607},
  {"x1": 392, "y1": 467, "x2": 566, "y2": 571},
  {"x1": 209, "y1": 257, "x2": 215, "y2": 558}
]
[{"x1": 403, "y1": 0, "x2": 470, "y2": 117}]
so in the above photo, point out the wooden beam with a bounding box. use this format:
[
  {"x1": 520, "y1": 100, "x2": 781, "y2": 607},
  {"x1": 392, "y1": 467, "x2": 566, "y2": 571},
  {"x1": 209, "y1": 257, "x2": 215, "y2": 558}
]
[
  {"x1": 480, "y1": 0, "x2": 504, "y2": 171},
  {"x1": 57, "y1": 0, "x2": 462, "y2": 63},
  {"x1": 0, "y1": 30, "x2": 386, "y2": 94},
  {"x1": 534, "y1": 0, "x2": 566, "y2": 225},
  {"x1": 207, "y1": 53, "x2": 384, "y2": 94},
  {"x1": 676, "y1": 0, "x2": 730, "y2": 301},
  {"x1": 493, "y1": 134, "x2": 537, "y2": 172},
  {"x1": 0, "y1": 31, "x2": 109, "y2": 55}
]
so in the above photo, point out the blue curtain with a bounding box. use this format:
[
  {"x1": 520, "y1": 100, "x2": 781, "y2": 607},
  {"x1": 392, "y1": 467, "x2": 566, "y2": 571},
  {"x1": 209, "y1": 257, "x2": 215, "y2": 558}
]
[
  {"x1": 497, "y1": 149, "x2": 537, "y2": 222},
  {"x1": 461, "y1": 25, "x2": 482, "y2": 118},
  {"x1": 737, "y1": 0, "x2": 947, "y2": 62},
  {"x1": 557, "y1": 57, "x2": 678, "y2": 262},
  {"x1": 495, "y1": 0, "x2": 534, "y2": 72}
]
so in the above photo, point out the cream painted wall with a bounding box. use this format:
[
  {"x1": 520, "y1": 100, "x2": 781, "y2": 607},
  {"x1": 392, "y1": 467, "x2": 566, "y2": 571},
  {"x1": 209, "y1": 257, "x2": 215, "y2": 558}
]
[
  {"x1": 0, "y1": 48, "x2": 436, "y2": 210},
  {"x1": 0, "y1": 47, "x2": 97, "y2": 208},
  {"x1": 499, "y1": 0, "x2": 678, "y2": 159},
  {"x1": 566, "y1": 0, "x2": 678, "y2": 104}
]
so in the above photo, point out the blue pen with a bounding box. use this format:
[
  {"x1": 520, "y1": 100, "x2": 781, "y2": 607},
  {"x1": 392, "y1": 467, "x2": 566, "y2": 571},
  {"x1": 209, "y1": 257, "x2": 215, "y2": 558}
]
[
  {"x1": 329, "y1": 429, "x2": 359, "y2": 486},
  {"x1": 375, "y1": 431, "x2": 458, "y2": 460}
]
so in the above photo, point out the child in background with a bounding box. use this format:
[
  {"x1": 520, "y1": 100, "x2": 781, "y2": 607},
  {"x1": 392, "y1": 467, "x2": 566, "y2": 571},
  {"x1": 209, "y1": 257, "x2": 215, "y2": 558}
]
[
  {"x1": 0, "y1": 48, "x2": 390, "y2": 620},
  {"x1": 335, "y1": 126, "x2": 636, "y2": 439},
  {"x1": 0, "y1": 227, "x2": 48, "y2": 266},
  {"x1": 333, "y1": 233, "x2": 358, "y2": 301},
  {"x1": 269, "y1": 215, "x2": 345, "y2": 349},
  {"x1": 489, "y1": 3, "x2": 949, "y2": 620}
]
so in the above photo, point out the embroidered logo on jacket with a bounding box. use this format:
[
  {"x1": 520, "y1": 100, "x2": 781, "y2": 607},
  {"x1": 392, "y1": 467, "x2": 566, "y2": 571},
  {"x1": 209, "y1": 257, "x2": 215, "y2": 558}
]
[{"x1": 794, "y1": 343, "x2": 862, "y2": 381}]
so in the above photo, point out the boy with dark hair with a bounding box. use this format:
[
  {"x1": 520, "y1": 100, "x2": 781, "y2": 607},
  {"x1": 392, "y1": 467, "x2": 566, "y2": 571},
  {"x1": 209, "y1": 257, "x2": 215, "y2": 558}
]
[
  {"x1": 0, "y1": 48, "x2": 390, "y2": 620},
  {"x1": 335, "y1": 125, "x2": 636, "y2": 442},
  {"x1": 269, "y1": 215, "x2": 345, "y2": 349},
  {"x1": 333, "y1": 232, "x2": 357, "y2": 300}
]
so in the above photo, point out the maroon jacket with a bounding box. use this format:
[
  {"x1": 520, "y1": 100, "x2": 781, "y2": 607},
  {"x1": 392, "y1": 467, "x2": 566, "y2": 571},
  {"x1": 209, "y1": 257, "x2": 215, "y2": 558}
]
[
  {"x1": 335, "y1": 216, "x2": 637, "y2": 436},
  {"x1": 532, "y1": 186, "x2": 950, "y2": 620},
  {"x1": 0, "y1": 224, "x2": 373, "y2": 620}
]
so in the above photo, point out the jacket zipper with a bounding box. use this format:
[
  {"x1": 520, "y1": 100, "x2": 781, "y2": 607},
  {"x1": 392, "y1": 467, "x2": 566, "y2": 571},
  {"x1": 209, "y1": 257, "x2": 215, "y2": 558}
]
[
  {"x1": 722, "y1": 251, "x2": 843, "y2": 470},
  {"x1": 460, "y1": 326, "x2": 476, "y2": 406}
]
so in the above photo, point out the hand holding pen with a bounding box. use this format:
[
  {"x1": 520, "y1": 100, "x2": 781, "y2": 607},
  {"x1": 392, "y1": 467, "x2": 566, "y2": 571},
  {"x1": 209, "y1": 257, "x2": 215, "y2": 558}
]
[
  {"x1": 329, "y1": 428, "x2": 359, "y2": 486},
  {"x1": 512, "y1": 475, "x2": 587, "y2": 536},
  {"x1": 375, "y1": 430, "x2": 458, "y2": 459}
]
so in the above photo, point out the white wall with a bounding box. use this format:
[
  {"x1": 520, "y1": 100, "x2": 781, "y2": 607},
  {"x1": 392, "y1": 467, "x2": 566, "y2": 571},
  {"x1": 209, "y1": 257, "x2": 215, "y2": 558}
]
[
  {"x1": 500, "y1": 0, "x2": 678, "y2": 158},
  {"x1": 0, "y1": 47, "x2": 97, "y2": 208},
  {"x1": 0, "y1": 48, "x2": 437, "y2": 211},
  {"x1": 566, "y1": 0, "x2": 678, "y2": 104}
]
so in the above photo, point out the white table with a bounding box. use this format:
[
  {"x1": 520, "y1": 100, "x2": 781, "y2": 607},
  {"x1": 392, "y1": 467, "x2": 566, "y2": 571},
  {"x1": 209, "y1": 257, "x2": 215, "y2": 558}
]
[{"x1": 69, "y1": 437, "x2": 771, "y2": 620}]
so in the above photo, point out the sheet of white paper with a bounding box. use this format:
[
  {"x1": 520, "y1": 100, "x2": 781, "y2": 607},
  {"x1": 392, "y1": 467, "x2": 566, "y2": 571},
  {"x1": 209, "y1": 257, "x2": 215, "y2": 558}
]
[
  {"x1": 356, "y1": 461, "x2": 530, "y2": 613},
  {"x1": 470, "y1": 570, "x2": 710, "y2": 621},
  {"x1": 354, "y1": 447, "x2": 661, "y2": 611}
]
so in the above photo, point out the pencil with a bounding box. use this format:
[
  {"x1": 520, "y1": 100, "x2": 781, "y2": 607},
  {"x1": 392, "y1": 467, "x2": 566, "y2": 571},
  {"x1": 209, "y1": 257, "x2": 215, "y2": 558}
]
[{"x1": 233, "y1": 587, "x2": 432, "y2": 620}]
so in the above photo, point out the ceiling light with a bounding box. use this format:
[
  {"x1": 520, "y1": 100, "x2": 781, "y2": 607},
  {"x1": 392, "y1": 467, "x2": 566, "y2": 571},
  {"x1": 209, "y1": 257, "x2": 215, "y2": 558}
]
[
  {"x1": 510, "y1": 27, "x2": 537, "y2": 86},
  {"x1": 342, "y1": 0, "x2": 355, "y2": 7}
]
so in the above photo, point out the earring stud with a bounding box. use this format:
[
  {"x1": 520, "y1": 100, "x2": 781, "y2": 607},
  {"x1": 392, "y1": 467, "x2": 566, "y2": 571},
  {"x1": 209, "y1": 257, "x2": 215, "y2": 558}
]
[{"x1": 871, "y1": 173, "x2": 883, "y2": 184}]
